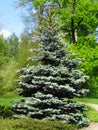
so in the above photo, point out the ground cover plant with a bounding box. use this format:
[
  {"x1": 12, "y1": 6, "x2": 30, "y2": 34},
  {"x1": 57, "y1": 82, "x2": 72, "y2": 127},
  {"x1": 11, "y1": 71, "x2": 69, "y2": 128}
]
[
  {"x1": 11, "y1": 16, "x2": 89, "y2": 128},
  {"x1": 0, "y1": 118, "x2": 76, "y2": 130}
]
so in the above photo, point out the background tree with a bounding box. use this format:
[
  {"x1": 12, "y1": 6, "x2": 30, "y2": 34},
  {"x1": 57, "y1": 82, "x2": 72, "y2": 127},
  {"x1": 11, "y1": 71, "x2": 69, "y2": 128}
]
[
  {"x1": 7, "y1": 33, "x2": 19, "y2": 57},
  {"x1": 0, "y1": 36, "x2": 8, "y2": 56},
  {"x1": 51, "y1": 0, "x2": 98, "y2": 43},
  {"x1": 12, "y1": 17, "x2": 89, "y2": 128},
  {"x1": 16, "y1": 0, "x2": 98, "y2": 43},
  {"x1": 16, "y1": 0, "x2": 46, "y2": 33},
  {"x1": 17, "y1": 32, "x2": 39, "y2": 68}
]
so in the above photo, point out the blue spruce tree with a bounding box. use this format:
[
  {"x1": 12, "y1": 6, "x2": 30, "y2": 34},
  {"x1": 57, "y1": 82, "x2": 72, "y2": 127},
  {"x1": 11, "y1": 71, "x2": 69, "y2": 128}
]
[{"x1": 12, "y1": 18, "x2": 89, "y2": 128}]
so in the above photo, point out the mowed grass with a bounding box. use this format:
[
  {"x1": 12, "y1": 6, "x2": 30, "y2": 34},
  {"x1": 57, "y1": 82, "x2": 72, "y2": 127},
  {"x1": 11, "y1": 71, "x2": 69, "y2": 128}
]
[
  {"x1": 85, "y1": 106, "x2": 98, "y2": 122},
  {"x1": 73, "y1": 98, "x2": 98, "y2": 105},
  {"x1": 0, "y1": 118, "x2": 76, "y2": 130}
]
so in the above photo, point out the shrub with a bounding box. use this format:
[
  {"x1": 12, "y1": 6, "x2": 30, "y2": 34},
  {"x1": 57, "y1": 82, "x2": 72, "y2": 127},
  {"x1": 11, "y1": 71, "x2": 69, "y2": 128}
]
[
  {"x1": 68, "y1": 37, "x2": 98, "y2": 97},
  {"x1": 0, "y1": 105, "x2": 13, "y2": 118},
  {"x1": 0, "y1": 59, "x2": 19, "y2": 92}
]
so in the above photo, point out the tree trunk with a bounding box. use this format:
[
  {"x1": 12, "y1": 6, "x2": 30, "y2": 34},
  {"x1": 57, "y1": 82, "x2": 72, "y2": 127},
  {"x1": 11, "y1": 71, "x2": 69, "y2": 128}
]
[
  {"x1": 71, "y1": 0, "x2": 77, "y2": 43},
  {"x1": 71, "y1": 18, "x2": 77, "y2": 43},
  {"x1": 39, "y1": 5, "x2": 44, "y2": 24}
]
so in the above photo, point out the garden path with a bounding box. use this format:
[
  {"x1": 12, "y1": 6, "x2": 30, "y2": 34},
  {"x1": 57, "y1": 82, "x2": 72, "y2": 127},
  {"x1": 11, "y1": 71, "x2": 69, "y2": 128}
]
[
  {"x1": 79, "y1": 103, "x2": 98, "y2": 130},
  {"x1": 85, "y1": 103, "x2": 98, "y2": 111},
  {"x1": 80, "y1": 122, "x2": 98, "y2": 130}
]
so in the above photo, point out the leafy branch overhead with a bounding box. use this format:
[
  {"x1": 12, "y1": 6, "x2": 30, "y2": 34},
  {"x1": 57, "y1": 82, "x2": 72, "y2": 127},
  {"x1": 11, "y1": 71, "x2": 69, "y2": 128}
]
[{"x1": 17, "y1": 0, "x2": 98, "y2": 43}]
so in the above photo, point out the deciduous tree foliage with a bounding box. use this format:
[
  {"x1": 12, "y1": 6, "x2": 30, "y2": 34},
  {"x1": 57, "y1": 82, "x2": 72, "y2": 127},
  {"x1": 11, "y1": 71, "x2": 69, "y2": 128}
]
[
  {"x1": 12, "y1": 17, "x2": 89, "y2": 127},
  {"x1": 7, "y1": 33, "x2": 19, "y2": 57},
  {"x1": 0, "y1": 36, "x2": 9, "y2": 67},
  {"x1": 17, "y1": 0, "x2": 98, "y2": 43}
]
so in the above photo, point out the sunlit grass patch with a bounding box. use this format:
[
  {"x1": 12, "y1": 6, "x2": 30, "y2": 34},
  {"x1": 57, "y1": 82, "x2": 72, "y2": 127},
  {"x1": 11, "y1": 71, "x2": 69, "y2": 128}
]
[
  {"x1": 0, "y1": 92, "x2": 21, "y2": 106},
  {"x1": 85, "y1": 106, "x2": 98, "y2": 122},
  {"x1": 73, "y1": 97, "x2": 98, "y2": 122},
  {"x1": 73, "y1": 98, "x2": 98, "y2": 105}
]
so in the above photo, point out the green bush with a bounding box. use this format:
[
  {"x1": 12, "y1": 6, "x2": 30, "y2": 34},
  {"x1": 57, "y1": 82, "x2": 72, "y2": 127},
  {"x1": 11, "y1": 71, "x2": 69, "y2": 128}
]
[
  {"x1": 0, "y1": 56, "x2": 10, "y2": 67},
  {"x1": 0, "y1": 92, "x2": 21, "y2": 106},
  {"x1": 68, "y1": 36, "x2": 98, "y2": 97},
  {"x1": 0, "y1": 118, "x2": 76, "y2": 130},
  {"x1": 0, "y1": 105, "x2": 13, "y2": 118},
  {"x1": 0, "y1": 42, "x2": 39, "y2": 94},
  {"x1": 0, "y1": 59, "x2": 19, "y2": 92}
]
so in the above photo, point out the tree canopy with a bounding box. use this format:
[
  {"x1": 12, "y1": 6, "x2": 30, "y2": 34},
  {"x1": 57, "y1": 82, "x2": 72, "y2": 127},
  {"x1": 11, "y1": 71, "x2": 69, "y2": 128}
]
[{"x1": 17, "y1": 0, "x2": 98, "y2": 43}]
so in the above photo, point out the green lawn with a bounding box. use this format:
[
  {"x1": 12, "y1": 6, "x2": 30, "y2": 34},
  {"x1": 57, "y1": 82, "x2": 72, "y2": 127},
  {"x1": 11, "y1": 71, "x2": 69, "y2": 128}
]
[
  {"x1": 85, "y1": 106, "x2": 98, "y2": 122},
  {"x1": 73, "y1": 98, "x2": 98, "y2": 122},
  {"x1": 73, "y1": 98, "x2": 98, "y2": 105}
]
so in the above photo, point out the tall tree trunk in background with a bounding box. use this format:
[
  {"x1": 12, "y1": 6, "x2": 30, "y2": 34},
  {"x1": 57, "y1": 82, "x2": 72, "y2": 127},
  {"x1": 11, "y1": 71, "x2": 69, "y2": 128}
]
[
  {"x1": 48, "y1": 6, "x2": 52, "y2": 25},
  {"x1": 39, "y1": 4, "x2": 52, "y2": 25},
  {"x1": 71, "y1": 18, "x2": 76, "y2": 43},
  {"x1": 71, "y1": 0, "x2": 77, "y2": 43},
  {"x1": 39, "y1": 4, "x2": 44, "y2": 24}
]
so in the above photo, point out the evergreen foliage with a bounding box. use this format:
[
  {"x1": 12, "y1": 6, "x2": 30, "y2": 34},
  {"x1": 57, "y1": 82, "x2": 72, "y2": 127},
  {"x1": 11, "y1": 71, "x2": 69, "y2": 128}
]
[{"x1": 12, "y1": 18, "x2": 89, "y2": 128}]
